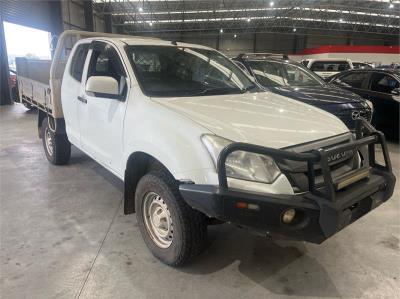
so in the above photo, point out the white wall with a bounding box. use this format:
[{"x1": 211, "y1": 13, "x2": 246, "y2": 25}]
[{"x1": 290, "y1": 53, "x2": 400, "y2": 66}]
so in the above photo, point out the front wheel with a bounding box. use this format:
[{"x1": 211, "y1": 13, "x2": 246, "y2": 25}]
[
  {"x1": 135, "y1": 170, "x2": 207, "y2": 266},
  {"x1": 41, "y1": 118, "x2": 71, "y2": 165}
]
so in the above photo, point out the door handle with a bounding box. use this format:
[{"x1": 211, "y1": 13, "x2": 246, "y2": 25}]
[{"x1": 77, "y1": 96, "x2": 87, "y2": 104}]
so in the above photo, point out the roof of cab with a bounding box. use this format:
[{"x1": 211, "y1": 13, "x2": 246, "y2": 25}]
[
  {"x1": 58, "y1": 30, "x2": 214, "y2": 51},
  {"x1": 81, "y1": 36, "x2": 213, "y2": 51},
  {"x1": 307, "y1": 58, "x2": 352, "y2": 62}
]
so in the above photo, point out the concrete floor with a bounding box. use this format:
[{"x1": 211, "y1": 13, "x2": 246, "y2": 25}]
[{"x1": 1, "y1": 103, "x2": 399, "y2": 299}]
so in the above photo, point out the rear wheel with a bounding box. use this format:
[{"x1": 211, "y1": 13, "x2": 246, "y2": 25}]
[
  {"x1": 135, "y1": 170, "x2": 207, "y2": 266},
  {"x1": 41, "y1": 118, "x2": 71, "y2": 165}
]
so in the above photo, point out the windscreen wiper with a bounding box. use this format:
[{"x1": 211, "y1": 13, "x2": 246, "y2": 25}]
[
  {"x1": 241, "y1": 84, "x2": 259, "y2": 93},
  {"x1": 186, "y1": 87, "x2": 241, "y2": 96}
]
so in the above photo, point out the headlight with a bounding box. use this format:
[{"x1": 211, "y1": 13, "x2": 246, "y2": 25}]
[
  {"x1": 366, "y1": 100, "x2": 374, "y2": 112},
  {"x1": 201, "y1": 134, "x2": 281, "y2": 184},
  {"x1": 361, "y1": 99, "x2": 373, "y2": 111}
]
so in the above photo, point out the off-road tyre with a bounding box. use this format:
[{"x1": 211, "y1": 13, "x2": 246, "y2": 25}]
[
  {"x1": 135, "y1": 170, "x2": 207, "y2": 266},
  {"x1": 41, "y1": 118, "x2": 71, "y2": 165}
]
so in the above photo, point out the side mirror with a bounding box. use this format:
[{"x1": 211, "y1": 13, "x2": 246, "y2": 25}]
[
  {"x1": 86, "y1": 76, "x2": 119, "y2": 97},
  {"x1": 391, "y1": 88, "x2": 400, "y2": 96}
]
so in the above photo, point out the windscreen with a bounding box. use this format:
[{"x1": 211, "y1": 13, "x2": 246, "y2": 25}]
[
  {"x1": 247, "y1": 60, "x2": 324, "y2": 87},
  {"x1": 126, "y1": 45, "x2": 256, "y2": 97},
  {"x1": 310, "y1": 61, "x2": 351, "y2": 72},
  {"x1": 353, "y1": 62, "x2": 372, "y2": 69}
]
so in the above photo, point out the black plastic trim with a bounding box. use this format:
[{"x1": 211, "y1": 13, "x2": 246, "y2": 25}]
[{"x1": 180, "y1": 168, "x2": 395, "y2": 244}]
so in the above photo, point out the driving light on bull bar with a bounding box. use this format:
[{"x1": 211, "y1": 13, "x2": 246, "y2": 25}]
[
  {"x1": 282, "y1": 209, "x2": 296, "y2": 224},
  {"x1": 201, "y1": 134, "x2": 281, "y2": 184}
]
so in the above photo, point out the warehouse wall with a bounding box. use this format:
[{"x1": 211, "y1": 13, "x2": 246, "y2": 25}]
[
  {"x1": 1, "y1": 0, "x2": 62, "y2": 34},
  {"x1": 61, "y1": 0, "x2": 105, "y2": 32},
  {"x1": 145, "y1": 30, "x2": 398, "y2": 55}
]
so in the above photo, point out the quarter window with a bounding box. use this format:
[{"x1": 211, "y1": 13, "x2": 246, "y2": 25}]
[{"x1": 70, "y1": 44, "x2": 89, "y2": 82}]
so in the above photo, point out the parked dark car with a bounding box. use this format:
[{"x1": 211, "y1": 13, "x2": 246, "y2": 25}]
[
  {"x1": 377, "y1": 64, "x2": 400, "y2": 71},
  {"x1": 327, "y1": 69, "x2": 399, "y2": 139},
  {"x1": 232, "y1": 53, "x2": 373, "y2": 131}
]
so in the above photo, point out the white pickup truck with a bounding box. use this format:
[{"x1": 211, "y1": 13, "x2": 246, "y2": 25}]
[
  {"x1": 27, "y1": 30, "x2": 395, "y2": 266},
  {"x1": 302, "y1": 58, "x2": 354, "y2": 79}
]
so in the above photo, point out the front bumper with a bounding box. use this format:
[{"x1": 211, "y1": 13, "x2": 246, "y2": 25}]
[{"x1": 179, "y1": 119, "x2": 396, "y2": 243}]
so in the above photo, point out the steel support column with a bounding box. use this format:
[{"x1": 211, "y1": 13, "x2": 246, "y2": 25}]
[
  {"x1": 84, "y1": 0, "x2": 94, "y2": 31},
  {"x1": 292, "y1": 34, "x2": 298, "y2": 53},
  {"x1": 104, "y1": 3, "x2": 113, "y2": 33},
  {"x1": 0, "y1": 14, "x2": 11, "y2": 106},
  {"x1": 48, "y1": 0, "x2": 63, "y2": 58}
]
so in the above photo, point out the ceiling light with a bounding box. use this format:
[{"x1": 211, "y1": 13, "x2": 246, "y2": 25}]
[
  {"x1": 234, "y1": 34, "x2": 237, "y2": 38},
  {"x1": 127, "y1": 16, "x2": 396, "y2": 29},
  {"x1": 113, "y1": 7, "x2": 400, "y2": 20},
  {"x1": 247, "y1": 18, "x2": 251, "y2": 22},
  {"x1": 149, "y1": 22, "x2": 153, "y2": 26},
  {"x1": 293, "y1": 28, "x2": 297, "y2": 32},
  {"x1": 389, "y1": 3, "x2": 394, "y2": 8},
  {"x1": 220, "y1": 28, "x2": 223, "y2": 33},
  {"x1": 270, "y1": 1, "x2": 274, "y2": 6},
  {"x1": 138, "y1": 7, "x2": 143, "y2": 12},
  {"x1": 339, "y1": 18, "x2": 343, "y2": 22}
]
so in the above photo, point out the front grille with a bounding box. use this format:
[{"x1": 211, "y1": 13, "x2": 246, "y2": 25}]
[
  {"x1": 337, "y1": 108, "x2": 372, "y2": 131},
  {"x1": 278, "y1": 134, "x2": 361, "y2": 193}
]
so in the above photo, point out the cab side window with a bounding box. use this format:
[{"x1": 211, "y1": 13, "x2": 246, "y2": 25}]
[
  {"x1": 70, "y1": 44, "x2": 90, "y2": 82},
  {"x1": 370, "y1": 73, "x2": 399, "y2": 94},
  {"x1": 87, "y1": 42, "x2": 127, "y2": 97}
]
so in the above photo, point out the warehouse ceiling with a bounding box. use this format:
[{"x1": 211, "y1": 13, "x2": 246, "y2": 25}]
[{"x1": 93, "y1": 0, "x2": 400, "y2": 36}]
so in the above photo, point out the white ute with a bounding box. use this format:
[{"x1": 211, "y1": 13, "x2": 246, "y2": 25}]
[
  {"x1": 30, "y1": 31, "x2": 395, "y2": 266},
  {"x1": 302, "y1": 58, "x2": 353, "y2": 79}
]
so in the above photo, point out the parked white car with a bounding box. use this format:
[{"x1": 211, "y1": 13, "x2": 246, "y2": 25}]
[
  {"x1": 302, "y1": 58, "x2": 353, "y2": 78},
  {"x1": 23, "y1": 31, "x2": 396, "y2": 266}
]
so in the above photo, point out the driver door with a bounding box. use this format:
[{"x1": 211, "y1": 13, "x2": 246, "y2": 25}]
[{"x1": 78, "y1": 41, "x2": 129, "y2": 176}]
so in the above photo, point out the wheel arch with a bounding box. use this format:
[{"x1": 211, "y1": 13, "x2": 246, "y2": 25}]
[
  {"x1": 124, "y1": 151, "x2": 174, "y2": 214},
  {"x1": 38, "y1": 110, "x2": 67, "y2": 139},
  {"x1": 38, "y1": 109, "x2": 47, "y2": 138}
]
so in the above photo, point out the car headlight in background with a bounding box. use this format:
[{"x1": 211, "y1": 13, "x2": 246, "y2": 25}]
[
  {"x1": 361, "y1": 99, "x2": 374, "y2": 112},
  {"x1": 366, "y1": 100, "x2": 374, "y2": 112},
  {"x1": 201, "y1": 134, "x2": 281, "y2": 184}
]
